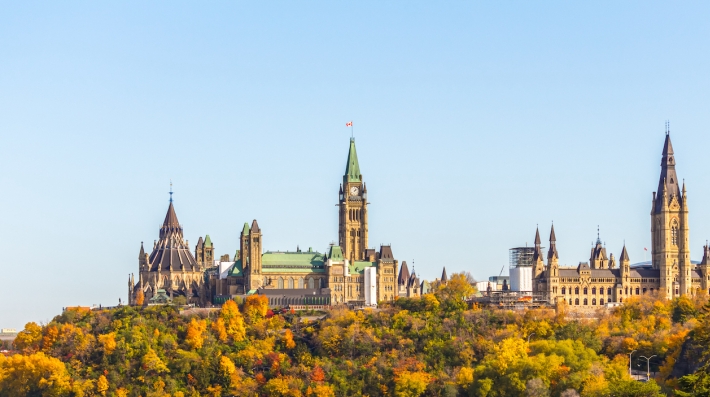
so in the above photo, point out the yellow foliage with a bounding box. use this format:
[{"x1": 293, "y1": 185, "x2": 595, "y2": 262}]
[
  {"x1": 97, "y1": 374, "x2": 109, "y2": 395},
  {"x1": 394, "y1": 370, "x2": 431, "y2": 397},
  {"x1": 136, "y1": 289, "x2": 145, "y2": 306},
  {"x1": 456, "y1": 366, "x2": 474, "y2": 387},
  {"x1": 0, "y1": 352, "x2": 72, "y2": 397},
  {"x1": 220, "y1": 300, "x2": 246, "y2": 342},
  {"x1": 41, "y1": 325, "x2": 59, "y2": 352},
  {"x1": 14, "y1": 322, "x2": 43, "y2": 353},
  {"x1": 308, "y1": 384, "x2": 335, "y2": 397},
  {"x1": 143, "y1": 348, "x2": 170, "y2": 374},
  {"x1": 244, "y1": 295, "x2": 270, "y2": 323},
  {"x1": 185, "y1": 318, "x2": 207, "y2": 349},
  {"x1": 211, "y1": 317, "x2": 228, "y2": 342},
  {"x1": 116, "y1": 387, "x2": 129, "y2": 397},
  {"x1": 282, "y1": 329, "x2": 296, "y2": 349},
  {"x1": 98, "y1": 332, "x2": 117, "y2": 355}
]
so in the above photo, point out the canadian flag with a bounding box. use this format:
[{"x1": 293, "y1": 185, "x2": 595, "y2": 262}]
[
  {"x1": 346, "y1": 121, "x2": 353, "y2": 127},
  {"x1": 644, "y1": 247, "x2": 648, "y2": 251}
]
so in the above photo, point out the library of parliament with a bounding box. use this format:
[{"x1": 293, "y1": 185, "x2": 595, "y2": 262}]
[
  {"x1": 532, "y1": 131, "x2": 710, "y2": 306},
  {"x1": 128, "y1": 138, "x2": 424, "y2": 307}
]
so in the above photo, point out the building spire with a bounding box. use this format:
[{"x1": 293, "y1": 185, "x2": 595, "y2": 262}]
[
  {"x1": 548, "y1": 224, "x2": 558, "y2": 259},
  {"x1": 169, "y1": 180, "x2": 173, "y2": 203},
  {"x1": 344, "y1": 138, "x2": 362, "y2": 183},
  {"x1": 655, "y1": 127, "x2": 680, "y2": 213}
]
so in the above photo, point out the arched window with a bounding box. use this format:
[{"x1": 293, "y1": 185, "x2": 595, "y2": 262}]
[
  {"x1": 575, "y1": 287, "x2": 579, "y2": 294},
  {"x1": 600, "y1": 298, "x2": 604, "y2": 305},
  {"x1": 561, "y1": 287, "x2": 566, "y2": 295},
  {"x1": 575, "y1": 298, "x2": 579, "y2": 305},
  {"x1": 288, "y1": 278, "x2": 294, "y2": 289},
  {"x1": 635, "y1": 288, "x2": 640, "y2": 295},
  {"x1": 672, "y1": 221, "x2": 679, "y2": 246},
  {"x1": 592, "y1": 298, "x2": 597, "y2": 305},
  {"x1": 278, "y1": 277, "x2": 284, "y2": 289},
  {"x1": 583, "y1": 288, "x2": 588, "y2": 295},
  {"x1": 569, "y1": 299, "x2": 573, "y2": 305},
  {"x1": 584, "y1": 298, "x2": 588, "y2": 305},
  {"x1": 608, "y1": 288, "x2": 612, "y2": 295},
  {"x1": 298, "y1": 278, "x2": 304, "y2": 289},
  {"x1": 308, "y1": 278, "x2": 314, "y2": 289},
  {"x1": 592, "y1": 287, "x2": 596, "y2": 295},
  {"x1": 625, "y1": 287, "x2": 628, "y2": 295}
]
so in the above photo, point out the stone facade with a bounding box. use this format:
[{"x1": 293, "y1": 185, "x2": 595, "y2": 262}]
[{"x1": 534, "y1": 132, "x2": 710, "y2": 307}]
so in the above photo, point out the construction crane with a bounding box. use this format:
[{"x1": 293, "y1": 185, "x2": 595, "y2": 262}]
[{"x1": 499, "y1": 265, "x2": 505, "y2": 277}]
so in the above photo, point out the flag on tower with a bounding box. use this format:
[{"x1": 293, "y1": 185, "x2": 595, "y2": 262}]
[
  {"x1": 346, "y1": 121, "x2": 352, "y2": 127},
  {"x1": 644, "y1": 247, "x2": 648, "y2": 251}
]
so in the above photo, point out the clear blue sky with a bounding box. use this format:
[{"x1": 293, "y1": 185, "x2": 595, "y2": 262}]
[{"x1": 2, "y1": 2, "x2": 710, "y2": 328}]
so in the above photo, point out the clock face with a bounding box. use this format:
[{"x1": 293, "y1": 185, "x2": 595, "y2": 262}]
[{"x1": 349, "y1": 186, "x2": 359, "y2": 195}]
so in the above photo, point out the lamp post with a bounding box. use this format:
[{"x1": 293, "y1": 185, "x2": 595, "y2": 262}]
[
  {"x1": 628, "y1": 350, "x2": 636, "y2": 379},
  {"x1": 639, "y1": 355, "x2": 657, "y2": 381}
]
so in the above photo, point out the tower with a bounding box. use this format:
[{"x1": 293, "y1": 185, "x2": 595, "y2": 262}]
[
  {"x1": 651, "y1": 131, "x2": 689, "y2": 299},
  {"x1": 532, "y1": 227, "x2": 545, "y2": 279},
  {"x1": 339, "y1": 138, "x2": 368, "y2": 262},
  {"x1": 620, "y1": 245, "x2": 630, "y2": 301},
  {"x1": 546, "y1": 225, "x2": 559, "y2": 297},
  {"x1": 247, "y1": 219, "x2": 262, "y2": 290}
]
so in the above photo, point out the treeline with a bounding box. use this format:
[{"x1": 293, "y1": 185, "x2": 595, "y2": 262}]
[{"x1": 3, "y1": 274, "x2": 710, "y2": 396}]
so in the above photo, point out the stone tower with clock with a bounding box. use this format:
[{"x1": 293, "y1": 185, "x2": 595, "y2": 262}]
[{"x1": 339, "y1": 138, "x2": 369, "y2": 262}]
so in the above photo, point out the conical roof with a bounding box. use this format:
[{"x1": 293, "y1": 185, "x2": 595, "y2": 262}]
[
  {"x1": 548, "y1": 225, "x2": 558, "y2": 259},
  {"x1": 534, "y1": 227, "x2": 541, "y2": 245},
  {"x1": 345, "y1": 138, "x2": 362, "y2": 183},
  {"x1": 251, "y1": 219, "x2": 260, "y2": 233},
  {"x1": 204, "y1": 235, "x2": 213, "y2": 248},
  {"x1": 242, "y1": 222, "x2": 250, "y2": 236},
  {"x1": 620, "y1": 245, "x2": 630, "y2": 261},
  {"x1": 441, "y1": 267, "x2": 448, "y2": 283},
  {"x1": 150, "y1": 202, "x2": 198, "y2": 272},
  {"x1": 163, "y1": 202, "x2": 180, "y2": 228}
]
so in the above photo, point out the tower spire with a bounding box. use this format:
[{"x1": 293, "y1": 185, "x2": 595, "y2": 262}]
[
  {"x1": 169, "y1": 180, "x2": 173, "y2": 203},
  {"x1": 654, "y1": 128, "x2": 680, "y2": 213},
  {"x1": 344, "y1": 138, "x2": 362, "y2": 183},
  {"x1": 548, "y1": 224, "x2": 558, "y2": 259}
]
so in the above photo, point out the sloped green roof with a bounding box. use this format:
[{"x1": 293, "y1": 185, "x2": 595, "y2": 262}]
[
  {"x1": 242, "y1": 223, "x2": 250, "y2": 236},
  {"x1": 262, "y1": 251, "x2": 326, "y2": 273},
  {"x1": 328, "y1": 245, "x2": 344, "y2": 261},
  {"x1": 204, "y1": 235, "x2": 213, "y2": 247},
  {"x1": 349, "y1": 261, "x2": 376, "y2": 275},
  {"x1": 228, "y1": 259, "x2": 244, "y2": 277},
  {"x1": 345, "y1": 138, "x2": 361, "y2": 183}
]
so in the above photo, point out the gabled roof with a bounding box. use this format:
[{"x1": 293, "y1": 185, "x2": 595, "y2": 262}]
[
  {"x1": 228, "y1": 259, "x2": 244, "y2": 277},
  {"x1": 345, "y1": 138, "x2": 362, "y2": 183}
]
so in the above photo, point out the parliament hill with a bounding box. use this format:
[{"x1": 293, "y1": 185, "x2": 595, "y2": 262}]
[{"x1": 128, "y1": 138, "x2": 424, "y2": 307}]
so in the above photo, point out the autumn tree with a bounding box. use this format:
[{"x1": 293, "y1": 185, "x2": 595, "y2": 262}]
[
  {"x1": 244, "y1": 295, "x2": 269, "y2": 323},
  {"x1": 220, "y1": 299, "x2": 246, "y2": 342},
  {"x1": 13, "y1": 322, "x2": 43, "y2": 353},
  {"x1": 0, "y1": 352, "x2": 72, "y2": 396},
  {"x1": 135, "y1": 289, "x2": 145, "y2": 306},
  {"x1": 186, "y1": 318, "x2": 207, "y2": 349}
]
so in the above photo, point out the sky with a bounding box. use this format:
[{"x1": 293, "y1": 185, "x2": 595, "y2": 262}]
[{"x1": 2, "y1": 2, "x2": 710, "y2": 328}]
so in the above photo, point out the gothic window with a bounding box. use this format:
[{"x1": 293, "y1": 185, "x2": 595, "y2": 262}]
[
  {"x1": 569, "y1": 299, "x2": 573, "y2": 305},
  {"x1": 584, "y1": 298, "x2": 588, "y2": 305},
  {"x1": 278, "y1": 278, "x2": 284, "y2": 289},
  {"x1": 288, "y1": 278, "x2": 294, "y2": 289},
  {"x1": 298, "y1": 278, "x2": 304, "y2": 289},
  {"x1": 592, "y1": 287, "x2": 596, "y2": 295},
  {"x1": 575, "y1": 287, "x2": 579, "y2": 294},
  {"x1": 672, "y1": 222, "x2": 679, "y2": 246},
  {"x1": 561, "y1": 287, "x2": 566, "y2": 295},
  {"x1": 575, "y1": 298, "x2": 579, "y2": 305},
  {"x1": 592, "y1": 298, "x2": 597, "y2": 305},
  {"x1": 636, "y1": 288, "x2": 640, "y2": 295},
  {"x1": 583, "y1": 288, "x2": 588, "y2": 295},
  {"x1": 608, "y1": 288, "x2": 612, "y2": 295},
  {"x1": 643, "y1": 288, "x2": 647, "y2": 294},
  {"x1": 600, "y1": 298, "x2": 604, "y2": 305},
  {"x1": 308, "y1": 278, "x2": 314, "y2": 289}
]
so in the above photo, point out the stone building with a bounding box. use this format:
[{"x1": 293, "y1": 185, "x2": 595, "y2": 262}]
[
  {"x1": 127, "y1": 137, "x2": 401, "y2": 307},
  {"x1": 533, "y1": 132, "x2": 710, "y2": 307},
  {"x1": 128, "y1": 198, "x2": 208, "y2": 305}
]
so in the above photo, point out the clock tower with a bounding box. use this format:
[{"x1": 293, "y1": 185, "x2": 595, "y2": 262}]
[{"x1": 339, "y1": 138, "x2": 368, "y2": 262}]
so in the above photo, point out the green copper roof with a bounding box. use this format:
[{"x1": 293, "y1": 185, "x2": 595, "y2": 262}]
[
  {"x1": 262, "y1": 251, "x2": 326, "y2": 273},
  {"x1": 349, "y1": 261, "x2": 376, "y2": 275},
  {"x1": 242, "y1": 223, "x2": 250, "y2": 236},
  {"x1": 204, "y1": 235, "x2": 213, "y2": 248},
  {"x1": 228, "y1": 259, "x2": 244, "y2": 277},
  {"x1": 328, "y1": 245, "x2": 344, "y2": 261},
  {"x1": 345, "y1": 138, "x2": 362, "y2": 183}
]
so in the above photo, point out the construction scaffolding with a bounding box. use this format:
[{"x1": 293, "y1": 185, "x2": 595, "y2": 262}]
[
  {"x1": 509, "y1": 247, "x2": 537, "y2": 269},
  {"x1": 470, "y1": 291, "x2": 553, "y2": 309}
]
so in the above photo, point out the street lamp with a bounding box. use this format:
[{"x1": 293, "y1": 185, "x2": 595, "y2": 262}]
[
  {"x1": 527, "y1": 333, "x2": 536, "y2": 343},
  {"x1": 639, "y1": 355, "x2": 657, "y2": 381},
  {"x1": 628, "y1": 350, "x2": 636, "y2": 378}
]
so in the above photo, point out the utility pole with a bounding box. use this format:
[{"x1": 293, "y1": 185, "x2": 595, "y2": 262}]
[
  {"x1": 640, "y1": 355, "x2": 657, "y2": 381},
  {"x1": 628, "y1": 350, "x2": 636, "y2": 379}
]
